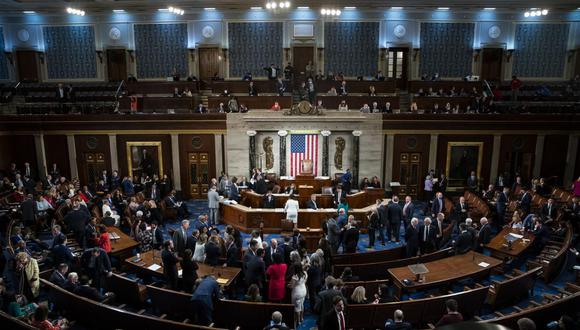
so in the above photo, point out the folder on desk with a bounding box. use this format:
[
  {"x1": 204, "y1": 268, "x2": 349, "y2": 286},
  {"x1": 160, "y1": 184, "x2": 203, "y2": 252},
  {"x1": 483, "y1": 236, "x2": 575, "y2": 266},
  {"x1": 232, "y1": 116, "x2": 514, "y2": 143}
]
[
  {"x1": 216, "y1": 278, "x2": 228, "y2": 285},
  {"x1": 147, "y1": 264, "x2": 162, "y2": 271},
  {"x1": 109, "y1": 232, "x2": 121, "y2": 240}
]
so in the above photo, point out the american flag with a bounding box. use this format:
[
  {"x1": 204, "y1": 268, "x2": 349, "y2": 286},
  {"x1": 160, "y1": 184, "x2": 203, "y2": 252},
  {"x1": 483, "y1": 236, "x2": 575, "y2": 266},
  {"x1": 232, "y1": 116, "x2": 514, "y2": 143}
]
[{"x1": 290, "y1": 134, "x2": 319, "y2": 176}]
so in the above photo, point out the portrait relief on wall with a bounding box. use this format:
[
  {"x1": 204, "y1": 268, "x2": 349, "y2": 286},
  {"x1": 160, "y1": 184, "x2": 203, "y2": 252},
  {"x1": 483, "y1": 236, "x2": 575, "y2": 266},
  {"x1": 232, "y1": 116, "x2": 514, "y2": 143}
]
[
  {"x1": 334, "y1": 137, "x2": 346, "y2": 170},
  {"x1": 126, "y1": 142, "x2": 163, "y2": 179},
  {"x1": 263, "y1": 136, "x2": 274, "y2": 170},
  {"x1": 445, "y1": 142, "x2": 483, "y2": 187}
]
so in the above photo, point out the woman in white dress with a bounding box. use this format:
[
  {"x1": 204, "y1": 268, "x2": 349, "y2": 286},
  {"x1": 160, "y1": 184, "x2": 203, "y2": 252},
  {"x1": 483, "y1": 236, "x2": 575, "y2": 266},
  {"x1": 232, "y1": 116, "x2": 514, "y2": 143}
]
[
  {"x1": 193, "y1": 234, "x2": 207, "y2": 263},
  {"x1": 289, "y1": 262, "x2": 308, "y2": 326},
  {"x1": 284, "y1": 194, "x2": 300, "y2": 229}
]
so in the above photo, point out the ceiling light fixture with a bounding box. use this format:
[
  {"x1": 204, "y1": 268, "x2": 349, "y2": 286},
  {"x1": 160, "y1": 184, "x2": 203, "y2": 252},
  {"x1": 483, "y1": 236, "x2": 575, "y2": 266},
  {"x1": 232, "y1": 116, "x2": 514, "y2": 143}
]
[
  {"x1": 112, "y1": 9, "x2": 126, "y2": 13},
  {"x1": 437, "y1": 7, "x2": 450, "y2": 10},
  {"x1": 168, "y1": 6, "x2": 185, "y2": 15},
  {"x1": 251, "y1": 7, "x2": 263, "y2": 10},
  {"x1": 524, "y1": 8, "x2": 548, "y2": 17},
  {"x1": 321, "y1": 8, "x2": 341, "y2": 16},
  {"x1": 344, "y1": 7, "x2": 356, "y2": 10},
  {"x1": 204, "y1": 7, "x2": 216, "y2": 11},
  {"x1": 66, "y1": 7, "x2": 85, "y2": 16},
  {"x1": 266, "y1": 1, "x2": 291, "y2": 10},
  {"x1": 391, "y1": 7, "x2": 404, "y2": 10},
  {"x1": 483, "y1": 8, "x2": 496, "y2": 10},
  {"x1": 297, "y1": 6, "x2": 309, "y2": 9},
  {"x1": 23, "y1": 10, "x2": 36, "y2": 14}
]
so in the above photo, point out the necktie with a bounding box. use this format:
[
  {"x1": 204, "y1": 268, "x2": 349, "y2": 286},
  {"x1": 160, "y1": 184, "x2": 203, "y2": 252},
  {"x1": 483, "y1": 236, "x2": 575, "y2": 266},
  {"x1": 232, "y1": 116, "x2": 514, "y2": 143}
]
[
  {"x1": 438, "y1": 221, "x2": 442, "y2": 235},
  {"x1": 313, "y1": 201, "x2": 317, "y2": 209},
  {"x1": 183, "y1": 229, "x2": 187, "y2": 244},
  {"x1": 424, "y1": 226, "x2": 427, "y2": 241},
  {"x1": 339, "y1": 312, "x2": 345, "y2": 330}
]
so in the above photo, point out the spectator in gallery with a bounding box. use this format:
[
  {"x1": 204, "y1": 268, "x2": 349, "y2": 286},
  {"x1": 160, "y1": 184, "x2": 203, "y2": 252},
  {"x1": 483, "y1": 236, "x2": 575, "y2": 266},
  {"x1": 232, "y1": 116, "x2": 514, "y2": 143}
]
[
  {"x1": 410, "y1": 102, "x2": 418, "y2": 113},
  {"x1": 315, "y1": 70, "x2": 325, "y2": 80},
  {"x1": 338, "y1": 100, "x2": 349, "y2": 112},
  {"x1": 264, "y1": 64, "x2": 280, "y2": 80},
  {"x1": 216, "y1": 102, "x2": 226, "y2": 113},
  {"x1": 270, "y1": 102, "x2": 281, "y2": 111},
  {"x1": 436, "y1": 299, "x2": 463, "y2": 327},
  {"x1": 327, "y1": 87, "x2": 338, "y2": 96},
  {"x1": 339, "y1": 80, "x2": 348, "y2": 96},
  {"x1": 360, "y1": 104, "x2": 371, "y2": 113},
  {"x1": 511, "y1": 75, "x2": 522, "y2": 101},
  {"x1": 242, "y1": 72, "x2": 253, "y2": 81},
  {"x1": 195, "y1": 103, "x2": 207, "y2": 114},
  {"x1": 375, "y1": 70, "x2": 385, "y2": 81},
  {"x1": 183, "y1": 88, "x2": 193, "y2": 97},
  {"x1": 368, "y1": 85, "x2": 377, "y2": 96},
  {"x1": 172, "y1": 87, "x2": 181, "y2": 98},
  {"x1": 129, "y1": 94, "x2": 138, "y2": 114},
  {"x1": 227, "y1": 96, "x2": 239, "y2": 113},
  {"x1": 315, "y1": 100, "x2": 325, "y2": 111},
  {"x1": 248, "y1": 81, "x2": 258, "y2": 96},
  {"x1": 240, "y1": 104, "x2": 249, "y2": 113},
  {"x1": 370, "y1": 101, "x2": 381, "y2": 113},
  {"x1": 284, "y1": 62, "x2": 294, "y2": 80},
  {"x1": 171, "y1": 67, "x2": 180, "y2": 81},
  {"x1": 383, "y1": 102, "x2": 392, "y2": 113}
]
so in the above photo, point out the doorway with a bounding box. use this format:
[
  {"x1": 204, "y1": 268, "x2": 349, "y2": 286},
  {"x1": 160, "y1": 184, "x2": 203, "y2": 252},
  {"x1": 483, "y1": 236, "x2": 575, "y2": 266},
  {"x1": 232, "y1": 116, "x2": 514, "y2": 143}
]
[
  {"x1": 198, "y1": 47, "x2": 220, "y2": 81},
  {"x1": 106, "y1": 49, "x2": 127, "y2": 82},
  {"x1": 387, "y1": 48, "x2": 409, "y2": 90},
  {"x1": 16, "y1": 50, "x2": 39, "y2": 82},
  {"x1": 397, "y1": 152, "x2": 422, "y2": 197},
  {"x1": 292, "y1": 46, "x2": 315, "y2": 77},
  {"x1": 501, "y1": 152, "x2": 534, "y2": 182},
  {"x1": 188, "y1": 152, "x2": 210, "y2": 199},
  {"x1": 481, "y1": 48, "x2": 503, "y2": 83}
]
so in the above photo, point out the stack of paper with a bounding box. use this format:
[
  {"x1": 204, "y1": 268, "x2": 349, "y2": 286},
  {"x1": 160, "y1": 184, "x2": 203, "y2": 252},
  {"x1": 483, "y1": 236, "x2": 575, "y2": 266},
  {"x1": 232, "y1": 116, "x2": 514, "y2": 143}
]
[{"x1": 147, "y1": 264, "x2": 162, "y2": 271}]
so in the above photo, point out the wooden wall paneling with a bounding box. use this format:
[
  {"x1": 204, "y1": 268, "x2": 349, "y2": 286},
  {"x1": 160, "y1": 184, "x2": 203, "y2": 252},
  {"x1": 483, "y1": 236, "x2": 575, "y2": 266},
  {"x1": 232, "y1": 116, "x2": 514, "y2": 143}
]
[
  {"x1": 74, "y1": 135, "x2": 111, "y2": 186},
  {"x1": 392, "y1": 135, "x2": 431, "y2": 198},
  {"x1": 498, "y1": 135, "x2": 537, "y2": 182},
  {"x1": 115, "y1": 135, "x2": 173, "y2": 182},
  {"x1": 0, "y1": 135, "x2": 38, "y2": 177},
  {"x1": 575, "y1": 141, "x2": 580, "y2": 180},
  {"x1": 43, "y1": 135, "x2": 70, "y2": 179},
  {"x1": 436, "y1": 135, "x2": 494, "y2": 188},
  {"x1": 178, "y1": 134, "x2": 216, "y2": 199},
  {"x1": 540, "y1": 135, "x2": 569, "y2": 185}
]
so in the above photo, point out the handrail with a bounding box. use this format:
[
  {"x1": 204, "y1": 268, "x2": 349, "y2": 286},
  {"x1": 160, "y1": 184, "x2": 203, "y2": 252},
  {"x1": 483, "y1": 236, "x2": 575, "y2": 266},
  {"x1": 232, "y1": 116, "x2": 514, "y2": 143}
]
[{"x1": 115, "y1": 80, "x2": 125, "y2": 99}]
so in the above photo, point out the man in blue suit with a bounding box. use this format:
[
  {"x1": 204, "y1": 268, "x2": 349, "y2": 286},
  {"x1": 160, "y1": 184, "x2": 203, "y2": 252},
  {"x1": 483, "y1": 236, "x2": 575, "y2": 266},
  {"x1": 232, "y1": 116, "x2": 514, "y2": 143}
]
[
  {"x1": 228, "y1": 177, "x2": 240, "y2": 202},
  {"x1": 431, "y1": 192, "x2": 445, "y2": 218},
  {"x1": 496, "y1": 187, "x2": 510, "y2": 228},
  {"x1": 191, "y1": 275, "x2": 223, "y2": 325}
]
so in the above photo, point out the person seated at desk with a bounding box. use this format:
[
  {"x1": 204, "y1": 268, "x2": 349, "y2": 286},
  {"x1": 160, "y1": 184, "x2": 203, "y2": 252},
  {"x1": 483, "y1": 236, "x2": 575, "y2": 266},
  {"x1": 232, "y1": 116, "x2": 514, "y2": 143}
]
[
  {"x1": 541, "y1": 198, "x2": 557, "y2": 222},
  {"x1": 195, "y1": 102, "x2": 206, "y2": 114},
  {"x1": 76, "y1": 275, "x2": 113, "y2": 302},
  {"x1": 183, "y1": 88, "x2": 193, "y2": 97},
  {"x1": 337, "y1": 100, "x2": 349, "y2": 112},
  {"x1": 263, "y1": 190, "x2": 276, "y2": 209},
  {"x1": 248, "y1": 81, "x2": 258, "y2": 96},
  {"x1": 327, "y1": 87, "x2": 338, "y2": 96},
  {"x1": 359, "y1": 177, "x2": 370, "y2": 190},
  {"x1": 370, "y1": 176, "x2": 381, "y2": 188},
  {"x1": 370, "y1": 101, "x2": 381, "y2": 113},
  {"x1": 531, "y1": 218, "x2": 549, "y2": 254},
  {"x1": 384, "y1": 309, "x2": 412, "y2": 330},
  {"x1": 242, "y1": 72, "x2": 253, "y2": 81},
  {"x1": 270, "y1": 102, "x2": 281, "y2": 111},
  {"x1": 173, "y1": 87, "x2": 182, "y2": 97},
  {"x1": 306, "y1": 194, "x2": 319, "y2": 210},
  {"x1": 284, "y1": 183, "x2": 298, "y2": 195},
  {"x1": 360, "y1": 103, "x2": 371, "y2": 113}
]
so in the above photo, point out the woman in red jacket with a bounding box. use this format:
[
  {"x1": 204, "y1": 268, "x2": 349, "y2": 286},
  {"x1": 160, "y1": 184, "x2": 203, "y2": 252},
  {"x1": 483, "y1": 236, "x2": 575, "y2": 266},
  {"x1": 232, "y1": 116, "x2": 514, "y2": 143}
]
[
  {"x1": 97, "y1": 224, "x2": 111, "y2": 253},
  {"x1": 266, "y1": 253, "x2": 287, "y2": 302}
]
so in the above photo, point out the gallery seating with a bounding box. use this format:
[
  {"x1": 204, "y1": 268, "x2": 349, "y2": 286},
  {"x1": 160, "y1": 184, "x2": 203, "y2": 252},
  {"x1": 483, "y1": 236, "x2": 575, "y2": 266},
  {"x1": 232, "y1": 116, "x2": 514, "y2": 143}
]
[
  {"x1": 408, "y1": 80, "x2": 483, "y2": 94},
  {"x1": 207, "y1": 96, "x2": 293, "y2": 110},
  {"x1": 486, "y1": 266, "x2": 542, "y2": 308},
  {"x1": 316, "y1": 95, "x2": 400, "y2": 110},
  {"x1": 528, "y1": 222, "x2": 573, "y2": 282}
]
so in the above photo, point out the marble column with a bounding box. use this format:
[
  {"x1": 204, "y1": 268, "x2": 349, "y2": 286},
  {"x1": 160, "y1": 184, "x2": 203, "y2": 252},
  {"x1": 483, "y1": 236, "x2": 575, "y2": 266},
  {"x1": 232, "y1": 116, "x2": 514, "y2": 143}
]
[
  {"x1": 384, "y1": 134, "x2": 395, "y2": 184},
  {"x1": 66, "y1": 134, "x2": 79, "y2": 180},
  {"x1": 321, "y1": 132, "x2": 330, "y2": 176},
  {"x1": 564, "y1": 134, "x2": 579, "y2": 184},
  {"x1": 34, "y1": 134, "x2": 47, "y2": 177},
  {"x1": 108, "y1": 134, "x2": 119, "y2": 171},
  {"x1": 489, "y1": 134, "x2": 502, "y2": 184},
  {"x1": 248, "y1": 131, "x2": 257, "y2": 171},
  {"x1": 171, "y1": 134, "x2": 182, "y2": 191},
  {"x1": 352, "y1": 130, "x2": 362, "y2": 188},
  {"x1": 428, "y1": 134, "x2": 438, "y2": 172},
  {"x1": 533, "y1": 134, "x2": 545, "y2": 178},
  {"x1": 278, "y1": 130, "x2": 288, "y2": 176}
]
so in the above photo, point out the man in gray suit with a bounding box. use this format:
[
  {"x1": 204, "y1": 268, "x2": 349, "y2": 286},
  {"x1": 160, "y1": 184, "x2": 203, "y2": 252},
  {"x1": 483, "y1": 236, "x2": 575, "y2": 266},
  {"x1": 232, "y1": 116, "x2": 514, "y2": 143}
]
[
  {"x1": 207, "y1": 185, "x2": 221, "y2": 226},
  {"x1": 326, "y1": 216, "x2": 340, "y2": 253},
  {"x1": 172, "y1": 219, "x2": 189, "y2": 256}
]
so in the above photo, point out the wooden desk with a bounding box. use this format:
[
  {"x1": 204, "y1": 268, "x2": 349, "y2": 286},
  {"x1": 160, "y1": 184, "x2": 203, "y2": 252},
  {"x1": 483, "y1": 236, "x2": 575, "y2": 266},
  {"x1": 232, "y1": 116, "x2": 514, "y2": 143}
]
[
  {"x1": 126, "y1": 81, "x2": 199, "y2": 95},
  {"x1": 408, "y1": 80, "x2": 482, "y2": 93},
  {"x1": 241, "y1": 190, "x2": 333, "y2": 209},
  {"x1": 315, "y1": 80, "x2": 397, "y2": 94},
  {"x1": 211, "y1": 80, "x2": 285, "y2": 94},
  {"x1": 316, "y1": 96, "x2": 399, "y2": 110},
  {"x1": 124, "y1": 250, "x2": 240, "y2": 288},
  {"x1": 299, "y1": 228, "x2": 324, "y2": 251},
  {"x1": 388, "y1": 252, "x2": 502, "y2": 296},
  {"x1": 414, "y1": 96, "x2": 475, "y2": 110},
  {"x1": 119, "y1": 96, "x2": 195, "y2": 111},
  {"x1": 108, "y1": 227, "x2": 140, "y2": 259},
  {"x1": 485, "y1": 227, "x2": 535, "y2": 259},
  {"x1": 279, "y1": 175, "x2": 332, "y2": 193},
  {"x1": 207, "y1": 96, "x2": 293, "y2": 110}
]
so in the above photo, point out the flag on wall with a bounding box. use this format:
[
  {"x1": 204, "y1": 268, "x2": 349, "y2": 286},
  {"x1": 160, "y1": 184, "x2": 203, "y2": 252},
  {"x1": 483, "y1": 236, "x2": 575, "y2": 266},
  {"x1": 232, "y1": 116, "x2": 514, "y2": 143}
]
[{"x1": 290, "y1": 134, "x2": 319, "y2": 176}]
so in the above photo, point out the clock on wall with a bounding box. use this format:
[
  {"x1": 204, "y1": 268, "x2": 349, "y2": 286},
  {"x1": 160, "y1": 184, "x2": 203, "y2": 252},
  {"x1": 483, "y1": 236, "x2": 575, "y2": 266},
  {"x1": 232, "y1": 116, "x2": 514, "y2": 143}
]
[
  {"x1": 488, "y1": 25, "x2": 501, "y2": 39},
  {"x1": 202, "y1": 25, "x2": 215, "y2": 39},
  {"x1": 17, "y1": 29, "x2": 30, "y2": 42},
  {"x1": 393, "y1": 24, "x2": 406, "y2": 38},
  {"x1": 109, "y1": 27, "x2": 122, "y2": 40}
]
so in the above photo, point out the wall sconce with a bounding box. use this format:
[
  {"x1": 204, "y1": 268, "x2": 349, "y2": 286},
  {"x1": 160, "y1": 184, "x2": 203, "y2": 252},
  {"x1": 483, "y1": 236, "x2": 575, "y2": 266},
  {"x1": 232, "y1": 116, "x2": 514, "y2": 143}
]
[
  {"x1": 221, "y1": 48, "x2": 228, "y2": 61},
  {"x1": 126, "y1": 49, "x2": 135, "y2": 62},
  {"x1": 567, "y1": 49, "x2": 577, "y2": 62},
  {"x1": 37, "y1": 51, "x2": 45, "y2": 64},
  {"x1": 188, "y1": 48, "x2": 196, "y2": 61},
  {"x1": 96, "y1": 50, "x2": 103, "y2": 63},
  {"x1": 412, "y1": 48, "x2": 420, "y2": 61},
  {"x1": 505, "y1": 49, "x2": 515, "y2": 62},
  {"x1": 4, "y1": 52, "x2": 13, "y2": 65},
  {"x1": 473, "y1": 49, "x2": 481, "y2": 62}
]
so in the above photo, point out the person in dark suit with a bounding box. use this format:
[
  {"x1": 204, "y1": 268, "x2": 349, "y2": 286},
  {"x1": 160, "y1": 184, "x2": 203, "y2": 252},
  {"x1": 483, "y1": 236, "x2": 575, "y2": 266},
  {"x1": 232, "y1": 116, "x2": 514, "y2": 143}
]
[
  {"x1": 384, "y1": 309, "x2": 413, "y2": 330},
  {"x1": 377, "y1": 200, "x2": 389, "y2": 245},
  {"x1": 387, "y1": 196, "x2": 403, "y2": 242},
  {"x1": 264, "y1": 64, "x2": 280, "y2": 80},
  {"x1": 531, "y1": 219, "x2": 549, "y2": 254},
  {"x1": 245, "y1": 248, "x2": 266, "y2": 289},
  {"x1": 151, "y1": 221, "x2": 164, "y2": 250},
  {"x1": 541, "y1": 198, "x2": 557, "y2": 221},
  {"x1": 204, "y1": 236, "x2": 221, "y2": 266},
  {"x1": 52, "y1": 237, "x2": 75, "y2": 268},
  {"x1": 186, "y1": 229, "x2": 199, "y2": 254},
  {"x1": 419, "y1": 217, "x2": 437, "y2": 254},
  {"x1": 263, "y1": 191, "x2": 276, "y2": 209},
  {"x1": 49, "y1": 263, "x2": 69, "y2": 288},
  {"x1": 190, "y1": 275, "x2": 223, "y2": 326},
  {"x1": 229, "y1": 177, "x2": 240, "y2": 202},
  {"x1": 467, "y1": 171, "x2": 478, "y2": 191},
  {"x1": 518, "y1": 187, "x2": 532, "y2": 215},
  {"x1": 64, "y1": 203, "x2": 90, "y2": 248},
  {"x1": 343, "y1": 223, "x2": 359, "y2": 253},
  {"x1": 195, "y1": 103, "x2": 207, "y2": 114},
  {"x1": 254, "y1": 175, "x2": 267, "y2": 194},
  {"x1": 276, "y1": 77, "x2": 286, "y2": 96},
  {"x1": 401, "y1": 196, "x2": 414, "y2": 230},
  {"x1": 404, "y1": 218, "x2": 420, "y2": 257},
  {"x1": 339, "y1": 81, "x2": 348, "y2": 96},
  {"x1": 263, "y1": 238, "x2": 279, "y2": 268},
  {"x1": 243, "y1": 240, "x2": 258, "y2": 272},
  {"x1": 454, "y1": 224, "x2": 473, "y2": 254},
  {"x1": 172, "y1": 219, "x2": 190, "y2": 257},
  {"x1": 180, "y1": 249, "x2": 198, "y2": 293},
  {"x1": 56, "y1": 83, "x2": 67, "y2": 102},
  {"x1": 455, "y1": 196, "x2": 469, "y2": 224},
  {"x1": 333, "y1": 186, "x2": 346, "y2": 208},
  {"x1": 475, "y1": 217, "x2": 492, "y2": 252},
  {"x1": 496, "y1": 187, "x2": 510, "y2": 228},
  {"x1": 83, "y1": 247, "x2": 112, "y2": 291},
  {"x1": 248, "y1": 81, "x2": 258, "y2": 96},
  {"x1": 315, "y1": 279, "x2": 346, "y2": 329},
  {"x1": 162, "y1": 240, "x2": 180, "y2": 290},
  {"x1": 76, "y1": 275, "x2": 111, "y2": 302},
  {"x1": 431, "y1": 192, "x2": 446, "y2": 217},
  {"x1": 224, "y1": 236, "x2": 239, "y2": 267},
  {"x1": 20, "y1": 194, "x2": 37, "y2": 227},
  {"x1": 322, "y1": 295, "x2": 346, "y2": 330},
  {"x1": 306, "y1": 194, "x2": 319, "y2": 210}
]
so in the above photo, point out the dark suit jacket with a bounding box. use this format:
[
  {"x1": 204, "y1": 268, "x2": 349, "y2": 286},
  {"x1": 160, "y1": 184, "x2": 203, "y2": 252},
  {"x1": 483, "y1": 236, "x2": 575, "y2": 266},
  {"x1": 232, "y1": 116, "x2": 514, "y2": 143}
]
[
  {"x1": 306, "y1": 200, "x2": 319, "y2": 210},
  {"x1": 172, "y1": 228, "x2": 188, "y2": 255},
  {"x1": 477, "y1": 224, "x2": 492, "y2": 246},
  {"x1": 263, "y1": 195, "x2": 276, "y2": 209},
  {"x1": 152, "y1": 227, "x2": 164, "y2": 250},
  {"x1": 64, "y1": 209, "x2": 89, "y2": 233},
  {"x1": 419, "y1": 224, "x2": 437, "y2": 251},
  {"x1": 77, "y1": 285, "x2": 105, "y2": 302},
  {"x1": 226, "y1": 243, "x2": 239, "y2": 267},
  {"x1": 520, "y1": 193, "x2": 532, "y2": 213},
  {"x1": 52, "y1": 244, "x2": 75, "y2": 267},
  {"x1": 343, "y1": 228, "x2": 359, "y2": 253},
  {"x1": 387, "y1": 203, "x2": 403, "y2": 225},
  {"x1": 195, "y1": 106, "x2": 206, "y2": 114},
  {"x1": 245, "y1": 256, "x2": 266, "y2": 288},
  {"x1": 248, "y1": 85, "x2": 258, "y2": 96},
  {"x1": 204, "y1": 242, "x2": 221, "y2": 266},
  {"x1": 405, "y1": 225, "x2": 420, "y2": 256},
  {"x1": 21, "y1": 199, "x2": 37, "y2": 222},
  {"x1": 314, "y1": 288, "x2": 344, "y2": 321},
  {"x1": 454, "y1": 231, "x2": 473, "y2": 254},
  {"x1": 497, "y1": 192, "x2": 508, "y2": 214},
  {"x1": 455, "y1": 202, "x2": 469, "y2": 221},
  {"x1": 322, "y1": 309, "x2": 344, "y2": 330},
  {"x1": 432, "y1": 197, "x2": 446, "y2": 216},
  {"x1": 401, "y1": 202, "x2": 415, "y2": 223},
  {"x1": 229, "y1": 184, "x2": 240, "y2": 201},
  {"x1": 541, "y1": 204, "x2": 556, "y2": 219},
  {"x1": 49, "y1": 270, "x2": 67, "y2": 287}
]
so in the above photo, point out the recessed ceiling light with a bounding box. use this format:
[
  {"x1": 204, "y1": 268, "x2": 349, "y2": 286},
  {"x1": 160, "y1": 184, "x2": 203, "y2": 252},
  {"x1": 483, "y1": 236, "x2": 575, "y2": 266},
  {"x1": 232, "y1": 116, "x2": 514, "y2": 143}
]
[
  {"x1": 483, "y1": 8, "x2": 496, "y2": 10},
  {"x1": 23, "y1": 10, "x2": 36, "y2": 14},
  {"x1": 391, "y1": 7, "x2": 404, "y2": 10},
  {"x1": 250, "y1": 7, "x2": 262, "y2": 10},
  {"x1": 437, "y1": 7, "x2": 450, "y2": 10},
  {"x1": 112, "y1": 9, "x2": 126, "y2": 13},
  {"x1": 204, "y1": 7, "x2": 216, "y2": 11},
  {"x1": 344, "y1": 6, "x2": 356, "y2": 10},
  {"x1": 297, "y1": 6, "x2": 309, "y2": 9}
]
